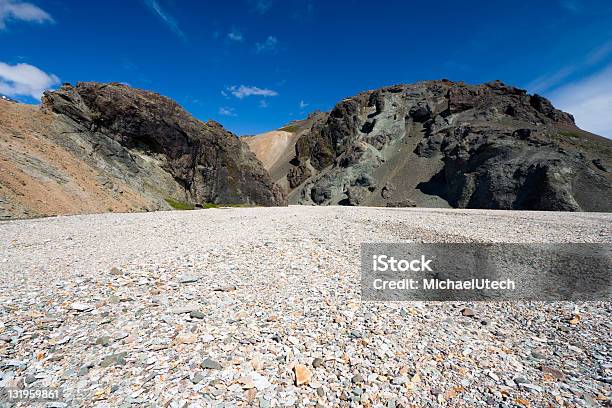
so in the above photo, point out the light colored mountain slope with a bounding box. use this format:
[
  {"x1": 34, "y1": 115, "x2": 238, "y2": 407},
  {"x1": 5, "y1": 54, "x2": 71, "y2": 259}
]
[
  {"x1": 0, "y1": 99, "x2": 154, "y2": 219},
  {"x1": 243, "y1": 130, "x2": 300, "y2": 191}
]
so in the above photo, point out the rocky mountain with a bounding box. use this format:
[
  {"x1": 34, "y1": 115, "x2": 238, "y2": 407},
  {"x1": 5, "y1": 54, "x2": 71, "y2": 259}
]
[
  {"x1": 0, "y1": 82, "x2": 285, "y2": 219},
  {"x1": 245, "y1": 80, "x2": 611, "y2": 211}
]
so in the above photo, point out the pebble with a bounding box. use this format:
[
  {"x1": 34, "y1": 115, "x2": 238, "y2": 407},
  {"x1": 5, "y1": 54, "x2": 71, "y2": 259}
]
[
  {"x1": 213, "y1": 285, "x2": 237, "y2": 292},
  {"x1": 71, "y1": 302, "x2": 93, "y2": 312},
  {"x1": 519, "y1": 383, "x2": 544, "y2": 392},
  {"x1": 352, "y1": 373, "x2": 364, "y2": 384},
  {"x1": 179, "y1": 275, "x2": 199, "y2": 284},
  {"x1": 252, "y1": 373, "x2": 271, "y2": 390},
  {"x1": 191, "y1": 372, "x2": 204, "y2": 384},
  {"x1": 201, "y1": 358, "x2": 223, "y2": 370},
  {"x1": 541, "y1": 365, "x2": 565, "y2": 379},
  {"x1": 95, "y1": 336, "x2": 111, "y2": 346},
  {"x1": 189, "y1": 311, "x2": 205, "y2": 319},
  {"x1": 461, "y1": 307, "x2": 476, "y2": 317},
  {"x1": 100, "y1": 352, "x2": 128, "y2": 367},
  {"x1": 293, "y1": 364, "x2": 311, "y2": 386}
]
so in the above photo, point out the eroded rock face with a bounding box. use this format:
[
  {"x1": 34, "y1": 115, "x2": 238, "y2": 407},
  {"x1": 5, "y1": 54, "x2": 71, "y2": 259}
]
[
  {"x1": 282, "y1": 80, "x2": 611, "y2": 211},
  {"x1": 42, "y1": 82, "x2": 286, "y2": 207}
]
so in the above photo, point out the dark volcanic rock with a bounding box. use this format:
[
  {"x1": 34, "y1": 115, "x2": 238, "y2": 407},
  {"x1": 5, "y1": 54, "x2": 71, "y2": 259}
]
[
  {"x1": 287, "y1": 164, "x2": 312, "y2": 189},
  {"x1": 42, "y1": 82, "x2": 286, "y2": 207},
  {"x1": 282, "y1": 80, "x2": 611, "y2": 211}
]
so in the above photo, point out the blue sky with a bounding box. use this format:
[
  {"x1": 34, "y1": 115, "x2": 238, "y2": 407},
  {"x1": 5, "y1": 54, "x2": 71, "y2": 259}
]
[{"x1": 1, "y1": 0, "x2": 611, "y2": 136}]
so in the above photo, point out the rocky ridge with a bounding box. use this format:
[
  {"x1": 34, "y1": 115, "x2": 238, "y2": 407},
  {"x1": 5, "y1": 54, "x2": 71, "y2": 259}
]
[{"x1": 246, "y1": 80, "x2": 612, "y2": 211}]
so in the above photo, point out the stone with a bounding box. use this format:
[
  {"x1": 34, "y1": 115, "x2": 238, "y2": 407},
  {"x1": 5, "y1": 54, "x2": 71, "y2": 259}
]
[
  {"x1": 252, "y1": 372, "x2": 271, "y2": 390},
  {"x1": 352, "y1": 373, "x2": 364, "y2": 384},
  {"x1": 175, "y1": 332, "x2": 197, "y2": 344},
  {"x1": 189, "y1": 311, "x2": 206, "y2": 319},
  {"x1": 540, "y1": 365, "x2": 565, "y2": 380},
  {"x1": 170, "y1": 304, "x2": 202, "y2": 314},
  {"x1": 191, "y1": 372, "x2": 204, "y2": 384},
  {"x1": 461, "y1": 307, "x2": 476, "y2": 317},
  {"x1": 113, "y1": 332, "x2": 129, "y2": 341},
  {"x1": 201, "y1": 358, "x2": 223, "y2": 370},
  {"x1": 213, "y1": 285, "x2": 237, "y2": 292},
  {"x1": 293, "y1": 364, "x2": 311, "y2": 386},
  {"x1": 71, "y1": 302, "x2": 93, "y2": 312},
  {"x1": 100, "y1": 352, "x2": 127, "y2": 367},
  {"x1": 518, "y1": 383, "x2": 543, "y2": 392},
  {"x1": 95, "y1": 336, "x2": 111, "y2": 347},
  {"x1": 179, "y1": 275, "x2": 199, "y2": 284},
  {"x1": 312, "y1": 357, "x2": 324, "y2": 368}
]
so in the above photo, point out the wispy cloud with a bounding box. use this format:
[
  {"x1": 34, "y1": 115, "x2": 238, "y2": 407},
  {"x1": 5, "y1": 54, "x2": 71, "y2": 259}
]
[
  {"x1": 0, "y1": 61, "x2": 59, "y2": 99},
  {"x1": 143, "y1": 0, "x2": 185, "y2": 40},
  {"x1": 227, "y1": 85, "x2": 278, "y2": 99},
  {"x1": 299, "y1": 100, "x2": 308, "y2": 109},
  {"x1": 548, "y1": 64, "x2": 612, "y2": 138},
  {"x1": 227, "y1": 27, "x2": 244, "y2": 42},
  {"x1": 527, "y1": 66, "x2": 575, "y2": 94},
  {"x1": 259, "y1": 99, "x2": 269, "y2": 108},
  {"x1": 249, "y1": 0, "x2": 272, "y2": 14},
  {"x1": 526, "y1": 40, "x2": 612, "y2": 94},
  {"x1": 254, "y1": 36, "x2": 278, "y2": 54},
  {"x1": 0, "y1": 0, "x2": 53, "y2": 30},
  {"x1": 560, "y1": 0, "x2": 582, "y2": 13},
  {"x1": 218, "y1": 106, "x2": 237, "y2": 116}
]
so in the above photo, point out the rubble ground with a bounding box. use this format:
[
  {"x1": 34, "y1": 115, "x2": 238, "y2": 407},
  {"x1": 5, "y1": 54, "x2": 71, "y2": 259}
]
[{"x1": 0, "y1": 206, "x2": 610, "y2": 407}]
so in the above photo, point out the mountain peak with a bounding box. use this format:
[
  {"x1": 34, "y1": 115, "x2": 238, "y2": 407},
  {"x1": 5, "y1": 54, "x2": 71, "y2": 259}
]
[{"x1": 245, "y1": 80, "x2": 610, "y2": 211}]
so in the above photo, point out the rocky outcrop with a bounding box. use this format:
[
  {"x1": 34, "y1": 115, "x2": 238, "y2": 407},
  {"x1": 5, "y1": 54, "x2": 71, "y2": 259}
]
[
  {"x1": 0, "y1": 82, "x2": 285, "y2": 219},
  {"x1": 42, "y1": 82, "x2": 285, "y2": 207},
  {"x1": 253, "y1": 80, "x2": 611, "y2": 211}
]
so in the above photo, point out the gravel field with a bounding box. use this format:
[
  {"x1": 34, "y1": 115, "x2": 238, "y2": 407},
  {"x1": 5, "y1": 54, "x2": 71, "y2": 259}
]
[{"x1": 0, "y1": 206, "x2": 610, "y2": 408}]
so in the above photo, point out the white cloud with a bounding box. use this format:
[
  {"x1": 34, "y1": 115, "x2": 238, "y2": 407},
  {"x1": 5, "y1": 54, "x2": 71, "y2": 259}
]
[
  {"x1": 259, "y1": 99, "x2": 268, "y2": 108},
  {"x1": 218, "y1": 106, "x2": 236, "y2": 116},
  {"x1": 227, "y1": 27, "x2": 243, "y2": 42},
  {"x1": 0, "y1": 0, "x2": 52, "y2": 30},
  {"x1": 0, "y1": 61, "x2": 59, "y2": 99},
  {"x1": 227, "y1": 85, "x2": 278, "y2": 99},
  {"x1": 143, "y1": 0, "x2": 185, "y2": 40},
  {"x1": 548, "y1": 64, "x2": 612, "y2": 138},
  {"x1": 255, "y1": 36, "x2": 278, "y2": 54},
  {"x1": 299, "y1": 100, "x2": 308, "y2": 109}
]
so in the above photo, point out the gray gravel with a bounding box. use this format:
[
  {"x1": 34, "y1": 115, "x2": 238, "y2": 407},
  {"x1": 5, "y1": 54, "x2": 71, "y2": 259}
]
[{"x1": 0, "y1": 206, "x2": 610, "y2": 407}]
